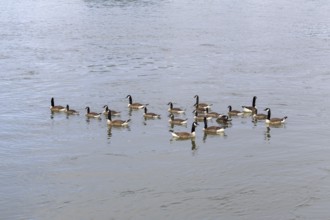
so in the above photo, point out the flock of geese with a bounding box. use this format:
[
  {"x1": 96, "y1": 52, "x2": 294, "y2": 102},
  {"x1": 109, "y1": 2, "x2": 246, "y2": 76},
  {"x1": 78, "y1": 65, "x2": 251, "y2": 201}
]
[{"x1": 50, "y1": 95, "x2": 288, "y2": 139}]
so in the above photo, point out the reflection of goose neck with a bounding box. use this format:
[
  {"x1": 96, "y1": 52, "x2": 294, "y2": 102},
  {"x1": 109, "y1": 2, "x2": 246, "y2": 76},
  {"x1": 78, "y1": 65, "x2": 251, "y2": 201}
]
[{"x1": 203, "y1": 117, "x2": 208, "y2": 129}]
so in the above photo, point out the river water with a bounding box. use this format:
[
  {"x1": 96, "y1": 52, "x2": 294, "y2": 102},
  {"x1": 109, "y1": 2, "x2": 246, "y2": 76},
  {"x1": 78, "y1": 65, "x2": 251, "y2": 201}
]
[{"x1": 1, "y1": 0, "x2": 330, "y2": 219}]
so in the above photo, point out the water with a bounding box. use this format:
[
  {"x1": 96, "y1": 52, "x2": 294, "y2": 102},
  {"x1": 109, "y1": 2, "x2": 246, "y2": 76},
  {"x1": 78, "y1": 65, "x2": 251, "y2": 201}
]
[{"x1": 1, "y1": 0, "x2": 330, "y2": 219}]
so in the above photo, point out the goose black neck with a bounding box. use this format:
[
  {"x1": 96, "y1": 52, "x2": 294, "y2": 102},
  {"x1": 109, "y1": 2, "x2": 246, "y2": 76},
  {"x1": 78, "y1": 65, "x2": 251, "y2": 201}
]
[
  {"x1": 191, "y1": 123, "x2": 197, "y2": 133},
  {"x1": 144, "y1": 107, "x2": 147, "y2": 113},
  {"x1": 51, "y1": 98, "x2": 54, "y2": 107},
  {"x1": 66, "y1": 105, "x2": 69, "y2": 110},
  {"x1": 252, "y1": 96, "x2": 257, "y2": 107},
  {"x1": 169, "y1": 102, "x2": 173, "y2": 109},
  {"x1": 128, "y1": 96, "x2": 132, "y2": 104},
  {"x1": 107, "y1": 111, "x2": 112, "y2": 120},
  {"x1": 267, "y1": 109, "x2": 271, "y2": 120},
  {"x1": 228, "y1": 105, "x2": 232, "y2": 111},
  {"x1": 195, "y1": 95, "x2": 199, "y2": 105},
  {"x1": 86, "y1": 107, "x2": 90, "y2": 114}
]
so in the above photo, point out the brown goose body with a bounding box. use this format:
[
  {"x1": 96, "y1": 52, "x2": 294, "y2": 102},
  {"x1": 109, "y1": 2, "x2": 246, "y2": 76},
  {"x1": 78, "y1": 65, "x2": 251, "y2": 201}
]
[
  {"x1": 107, "y1": 110, "x2": 130, "y2": 126},
  {"x1": 65, "y1": 105, "x2": 79, "y2": 115},
  {"x1": 203, "y1": 117, "x2": 225, "y2": 134},
  {"x1": 126, "y1": 95, "x2": 144, "y2": 109},
  {"x1": 85, "y1": 106, "x2": 101, "y2": 118},
  {"x1": 50, "y1": 97, "x2": 65, "y2": 112},
  {"x1": 168, "y1": 114, "x2": 188, "y2": 125},
  {"x1": 103, "y1": 105, "x2": 121, "y2": 116},
  {"x1": 264, "y1": 108, "x2": 287, "y2": 125},
  {"x1": 167, "y1": 102, "x2": 185, "y2": 114},
  {"x1": 228, "y1": 105, "x2": 243, "y2": 116},
  {"x1": 170, "y1": 122, "x2": 198, "y2": 139},
  {"x1": 242, "y1": 96, "x2": 257, "y2": 113},
  {"x1": 216, "y1": 115, "x2": 232, "y2": 124},
  {"x1": 252, "y1": 109, "x2": 267, "y2": 120},
  {"x1": 194, "y1": 95, "x2": 212, "y2": 109},
  {"x1": 143, "y1": 107, "x2": 161, "y2": 119},
  {"x1": 193, "y1": 110, "x2": 212, "y2": 122}
]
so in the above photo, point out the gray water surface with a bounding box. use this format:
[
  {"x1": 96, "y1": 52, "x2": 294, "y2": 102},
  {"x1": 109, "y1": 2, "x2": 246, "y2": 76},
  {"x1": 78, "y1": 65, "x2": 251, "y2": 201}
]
[{"x1": 1, "y1": 0, "x2": 330, "y2": 219}]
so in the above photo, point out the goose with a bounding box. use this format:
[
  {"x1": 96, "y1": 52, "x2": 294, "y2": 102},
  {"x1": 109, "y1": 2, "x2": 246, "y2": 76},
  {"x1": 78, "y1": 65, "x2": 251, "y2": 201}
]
[
  {"x1": 203, "y1": 117, "x2": 225, "y2": 134},
  {"x1": 193, "y1": 110, "x2": 212, "y2": 122},
  {"x1": 143, "y1": 106, "x2": 161, "y2": 119},
  {"x1": 107, "y1": 110, "x2": 130, "y2": 126},
  {"x1": 228, "y1": 105, "x2": 243, "y2": 116},
  {"x1": 169, "y1": 122, "x2": 198, "y2": 139},
  {"x1": 103, "y1": 105, "x2": 121, "y2": 116},
  {"x1": 252, "y1": 109, "x2": 267, "y2": 120},
  {"x1": 50, "y1": 97, "x2": 65, "y2": 112},
  {"x1": 85, "y1": 106, "x2": 101, "y2": 118},
  {"x1": 216, "y1": 115, "x2": 232, "y2": 124},
  {"x1": 242, "y1": 96, "x2": 257, "y2": 113},
  {"x1": 65, "y1": 105, "x2": 79, "y2": 115},
  {"x1": 167, "y1": 102, "x2": 185, "y2": 114},
  {"x1": 168, "y1": 114, "x2": 188, "y2": 125},
  {"x1": 205, "y1": 108, "x2": 222, "y2": 118},
  {"x1": 126, "y1": 95, "x2": 144, "y2": 109},
  {"x1": 194, "y1": 95, "x2": 212, "y2": 109},
  {"x1": 264, "y1": 108, "x2": 287, "y2": 125}
]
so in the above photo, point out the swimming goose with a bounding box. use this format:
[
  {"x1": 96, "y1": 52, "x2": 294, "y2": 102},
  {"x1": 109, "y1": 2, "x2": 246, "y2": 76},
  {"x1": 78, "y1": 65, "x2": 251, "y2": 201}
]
[
  {"x1": 107, "y1": 110, "x2": 130, "y2": 126},
  {"x1": 203, "y1": 117, "x2": 225, "y2": 134},
  {"x1": 194, "y1": 95, "x2": 212, "y2": 109},
  {"x1": 205, "y1": 108, "x2": 222, "y2": 118},
  {"x1": 65, "y1": 105, "x2": 79, "y2": 115},
  {"x1": 228, "y1": 105, "x2": 243, "y2": 116},
  {"x1": 242, "y1": 96, "x2": 257, "y2": 113},
  {"x1": 252, "y1": 109, "x2": 267, "y2": 120},
  {"x1": 169, "y1": 122, "x2": 198, "y2": 139},
  {"x1": 168, "y1": 114, "x2": 188, "y2": 125},
  {"x1": 50, "y1": 97, "x2": 65, "y2": 112},
  {"x1": 103, "y1": 105, "x2": 121, "y2": 116},
  {"x1": 167, "y1": 102, "x2": 185, "y2": 114},
  {"x1": 193, "y1": 110, "x2": 212, "y2": 122},
  {"x1": 216, "y1": 115, "x2": 232, "y2": 124},
  {"x1": 85, "y1": 106, "x2": 101, "y2": 118},
  {"x1": 264, "y1": 108, "x2": 287, "y2": 125},
  {"x1": 126, "y1": 95, "x2": 144, "y2": 109},
  {"x1": 143, "y1": 106, "x2": 161, "y2": 119}
]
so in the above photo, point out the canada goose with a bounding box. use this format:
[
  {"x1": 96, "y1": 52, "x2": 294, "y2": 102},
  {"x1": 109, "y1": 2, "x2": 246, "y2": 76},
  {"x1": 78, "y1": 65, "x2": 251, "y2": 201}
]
[
  {"x1": 107, "y1": 110, "x2": 130, "y2": 126},
  {"x1": 168, "y1": 114, "x2": 188, "y2": 125},
  {"x1": 242, "y1": 96, "x2": 257, "y2": 113},
  {"x1": 65, "y1": 105, "x2": 79, "y2": 115},
  {"x1": 203, "y1": 117, "x2": 225, "y2": 134},
  {"x1": 85, "y1": 106, "x2": 101, "y2": 118},
  {"x1": 216, "y1": 115, "x2": 232, "y2": 124},
  {"x1": 167, "y1": 102, "x2": 185, "y2": 114},
  {"x1": 50, "y1": 97, "x2": 65, "y2": 112},
  {"x1": 143, "y1": 106, "x2": 161, "y2": 119},
  {"x1": 264, "y1": 108, "x2": 287, "y2": 125},
  {"x1": 169, "y1": 122, "x2": 198, "y2": 139},
  {"x1": 193, "y1": 110, "x2": 212, "y2": 121},
  {"x1": 252, "y1": 109, "x2": 267, "y2": 120},
  {"x1": 194, "y1": 95, "x2": 212, "y2": 109},
  {"x1": 228, "y1": 105, "x2": 243, "y2": 116},
  {"x1": 102, "y1": 105, "x2": 120, "y2": 116},
  {"x1": 205, "y1": 108, "x2": 222, "y2": 118},
  {"x1": 126, "y1": 95, "x2": 144, "y2": 109}
]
